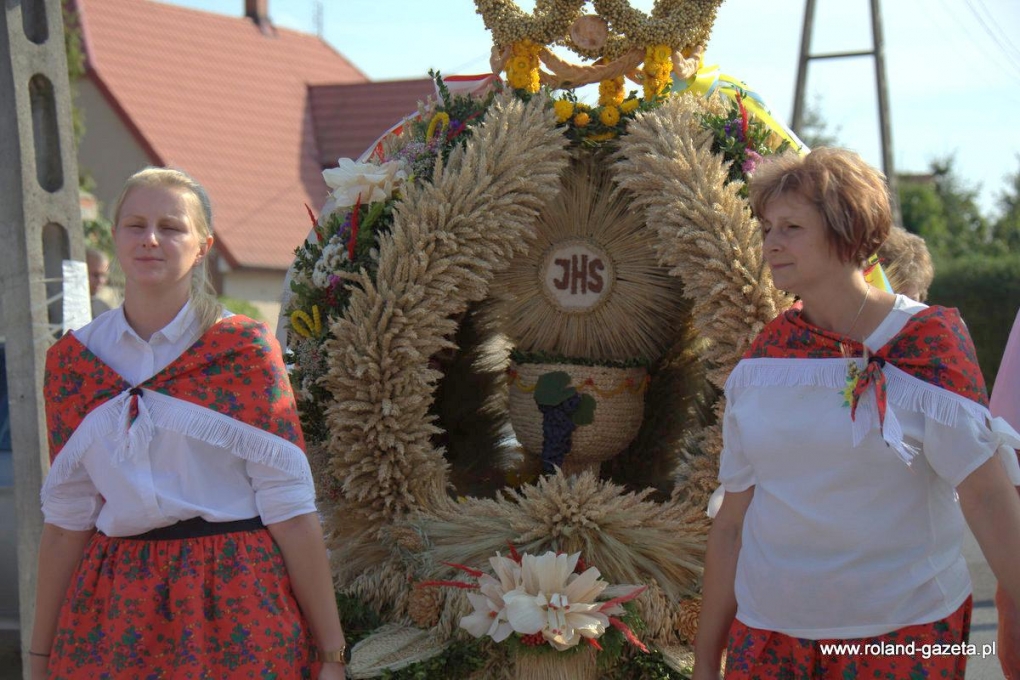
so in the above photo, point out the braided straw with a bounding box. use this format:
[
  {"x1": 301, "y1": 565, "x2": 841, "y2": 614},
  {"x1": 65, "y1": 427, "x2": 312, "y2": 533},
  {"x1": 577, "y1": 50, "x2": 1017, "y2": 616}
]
[{"x1": 537, "y1": 46, "x2": 644, "y2": 89}]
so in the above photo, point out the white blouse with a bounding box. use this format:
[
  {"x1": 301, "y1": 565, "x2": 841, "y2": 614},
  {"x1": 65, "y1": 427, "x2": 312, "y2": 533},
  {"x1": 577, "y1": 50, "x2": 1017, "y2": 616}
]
[
  {"x1": 41, "y1": 302, "x2": 316, "y2": 537},
  {"x1": 719, "y1": 295, "x2": 1020, "y2": 639}
]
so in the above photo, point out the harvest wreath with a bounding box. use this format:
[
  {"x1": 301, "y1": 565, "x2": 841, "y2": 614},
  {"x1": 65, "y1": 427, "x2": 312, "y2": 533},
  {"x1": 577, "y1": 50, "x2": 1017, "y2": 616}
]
[{"x1": 281, "y1": 2, "x2": 796, "y2": 678}]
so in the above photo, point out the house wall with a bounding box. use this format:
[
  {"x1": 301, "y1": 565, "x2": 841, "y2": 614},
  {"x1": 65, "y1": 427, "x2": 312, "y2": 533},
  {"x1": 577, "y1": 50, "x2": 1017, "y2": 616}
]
[
  {"x1": 220, "y1": 268, "x2": 286, "y2": 333},
  {"x1": 75, "y1": 79, "x2": 154, "y2": 218}
]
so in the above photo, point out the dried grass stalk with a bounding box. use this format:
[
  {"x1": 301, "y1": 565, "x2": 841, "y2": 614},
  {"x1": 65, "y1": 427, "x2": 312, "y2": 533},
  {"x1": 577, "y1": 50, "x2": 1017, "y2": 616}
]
[
  {"x1": 319, "y1": 92, "x2": 570, "y2": 549},
  {"x1": 613, "y1": 93, "x2": 793, "y2": 389}
]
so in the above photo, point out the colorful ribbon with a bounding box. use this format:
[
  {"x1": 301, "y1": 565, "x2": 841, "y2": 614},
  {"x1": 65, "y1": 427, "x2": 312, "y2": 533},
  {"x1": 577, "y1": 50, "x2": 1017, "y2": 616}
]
[{"x1": 672, "y1": 61, "x2": 808, "y2": 155}]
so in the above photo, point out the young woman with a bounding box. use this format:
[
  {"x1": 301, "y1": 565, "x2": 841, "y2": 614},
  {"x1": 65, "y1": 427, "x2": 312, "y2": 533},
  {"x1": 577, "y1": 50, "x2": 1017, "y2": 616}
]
[
  {"x1": 693, "y1": 148, "x2": 1020, "y2": 679},
  {"x1": 30, "y1": 168, "x2": 347, "y2": 679}
]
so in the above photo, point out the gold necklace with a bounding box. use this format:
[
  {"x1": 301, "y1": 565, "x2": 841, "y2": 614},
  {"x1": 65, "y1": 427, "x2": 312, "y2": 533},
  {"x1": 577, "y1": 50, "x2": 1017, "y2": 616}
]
[{"x1": 844, "y1": 285, "x2": 871, "y2": 341}]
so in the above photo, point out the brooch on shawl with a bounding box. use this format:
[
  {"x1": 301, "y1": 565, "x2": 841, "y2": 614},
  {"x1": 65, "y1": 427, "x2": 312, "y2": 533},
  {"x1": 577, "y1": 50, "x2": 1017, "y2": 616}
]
[{"x1": 840, "y1": 343, "x2": 889, "y2": 429}]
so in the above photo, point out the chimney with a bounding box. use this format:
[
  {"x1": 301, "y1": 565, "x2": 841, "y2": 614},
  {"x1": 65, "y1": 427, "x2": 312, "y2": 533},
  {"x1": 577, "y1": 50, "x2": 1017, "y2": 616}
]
[{"x1": 245, "y1": 0, "x2": 274, "y2": 35}]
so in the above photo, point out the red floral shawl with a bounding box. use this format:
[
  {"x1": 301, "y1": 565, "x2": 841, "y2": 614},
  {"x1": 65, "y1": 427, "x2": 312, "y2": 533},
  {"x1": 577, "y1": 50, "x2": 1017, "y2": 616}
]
[{"x1": 44, "y1": 315, "x2": 305, "y2": 468}]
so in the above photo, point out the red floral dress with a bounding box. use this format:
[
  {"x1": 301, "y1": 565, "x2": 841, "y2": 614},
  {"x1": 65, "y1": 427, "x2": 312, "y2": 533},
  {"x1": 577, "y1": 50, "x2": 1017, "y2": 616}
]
[{"x1": 43, "y1": 316, "x2": 320, "y2": 679}]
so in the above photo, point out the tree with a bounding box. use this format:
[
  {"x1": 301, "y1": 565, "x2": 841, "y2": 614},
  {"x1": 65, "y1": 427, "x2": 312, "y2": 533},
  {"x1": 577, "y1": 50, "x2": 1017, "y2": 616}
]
[
  {"x1": 798, "y1": 95, "x2": 841, "y2": 149},
  {"x1": 898, "y1": 156, "x2": 989, "y2": 260},
  {"x1": 991, "y1": 155, "x2": 1020, "y2": 253}
]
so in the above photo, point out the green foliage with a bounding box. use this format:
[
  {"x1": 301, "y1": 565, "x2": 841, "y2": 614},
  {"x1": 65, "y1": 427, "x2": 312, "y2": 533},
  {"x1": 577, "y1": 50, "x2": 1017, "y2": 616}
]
[
  {"x1": 379, "y1": 638, "x2": 489, "y2": 679},
  {"x1": 990, "y1": 155, "x2": 1020, "y2": 253},
  {"x1": 700, "y1": 93, "x2": 789, "y2": 194},
  {"x1": 898, "y1": 158, "x2": 990, "y2": 259},
  {"x1": 604, "y1": 649, "x2": 691, "y2": 679},
  {"x1": 335, "y1": 593, "x2": 384, "y2": 646},
  {"x1": 217, "y1": 296, "x2": 263, "y2": 321},
  {"x1": 927, "y1": 254, "x2": 1020, "y2": 391},
  {"x1": 510, "y1": 349, "x2": 650, "y2": 369}
]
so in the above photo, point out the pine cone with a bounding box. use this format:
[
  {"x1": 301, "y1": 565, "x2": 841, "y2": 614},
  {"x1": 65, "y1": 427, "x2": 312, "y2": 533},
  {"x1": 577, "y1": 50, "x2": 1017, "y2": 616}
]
[
  {"x1": 408, "y1": 585, "x2": 443, "y2": 628},
  {"x1": 676, "y1": 597, "x2": 701, "y2": 643}
]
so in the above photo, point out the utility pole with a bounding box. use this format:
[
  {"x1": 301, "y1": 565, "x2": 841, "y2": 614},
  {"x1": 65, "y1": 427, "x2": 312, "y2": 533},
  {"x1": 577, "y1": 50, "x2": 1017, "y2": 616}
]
[
  {"x1": 1, "y1": 1, "x2": 83, "y2": 676},
  {"x1": 791, "y1": 0, "x2": 902, "y2": 226}
]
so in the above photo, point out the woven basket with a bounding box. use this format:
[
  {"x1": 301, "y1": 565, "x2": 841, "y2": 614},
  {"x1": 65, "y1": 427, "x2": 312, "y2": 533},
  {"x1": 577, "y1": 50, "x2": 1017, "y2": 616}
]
[
  {"x1": 508, "y1": 361, "x2": 647, "y2": 476},
  {"x1": 513, "y1": 648, "x2": 597, "y2": 680}
]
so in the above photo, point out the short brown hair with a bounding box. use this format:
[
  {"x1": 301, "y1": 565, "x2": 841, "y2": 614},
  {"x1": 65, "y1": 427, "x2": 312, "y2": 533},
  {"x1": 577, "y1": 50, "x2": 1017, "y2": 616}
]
[{"x1": 748, "y1": 147, "x2": 892, "y2": 266}]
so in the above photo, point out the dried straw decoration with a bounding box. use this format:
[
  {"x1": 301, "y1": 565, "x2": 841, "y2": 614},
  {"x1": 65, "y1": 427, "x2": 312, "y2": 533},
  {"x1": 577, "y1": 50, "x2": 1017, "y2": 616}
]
[
  {"x1": 613, "y1": 93, "x2": 794, "y2": 390},
  {"x1": 494, "y1": 150, "x2": 687, "y2": 362},
  {"x1": 311, "y1": 88, "x2": 790, "y2": 672}
]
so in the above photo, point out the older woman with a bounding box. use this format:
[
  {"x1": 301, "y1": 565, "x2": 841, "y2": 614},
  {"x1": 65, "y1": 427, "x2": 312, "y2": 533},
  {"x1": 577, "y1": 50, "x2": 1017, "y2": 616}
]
[
  {"x1": 30, "y1": 168, "x2": 347, "y2": 679},
  {"x1": 693, "y1": 148, "x2": 1020, "y2": 679}
]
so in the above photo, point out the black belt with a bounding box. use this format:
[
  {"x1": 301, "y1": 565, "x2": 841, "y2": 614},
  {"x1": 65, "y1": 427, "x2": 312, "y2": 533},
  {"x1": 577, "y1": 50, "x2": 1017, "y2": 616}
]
[{"x1": 119, "y1": 516, "x2": 264, "y2": 541}]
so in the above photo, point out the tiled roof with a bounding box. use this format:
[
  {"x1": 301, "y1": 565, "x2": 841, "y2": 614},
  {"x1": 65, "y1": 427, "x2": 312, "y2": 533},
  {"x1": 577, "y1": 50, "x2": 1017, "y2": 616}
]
[
  {"x1": 76, "y1": 0, "x2": 368, "y2": 270},
  {"x1": 310, "y1": 79, "x2": 436, "y2": 166}
]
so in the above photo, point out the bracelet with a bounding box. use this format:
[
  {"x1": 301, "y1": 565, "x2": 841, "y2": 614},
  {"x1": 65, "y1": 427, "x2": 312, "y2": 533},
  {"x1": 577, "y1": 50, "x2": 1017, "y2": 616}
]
[
  {"x1": 28, "y1": 651, "x2": 51, "y2": 658},
  {"x1": 319, "y1": 645, "x2": 349, "y2": 664}
]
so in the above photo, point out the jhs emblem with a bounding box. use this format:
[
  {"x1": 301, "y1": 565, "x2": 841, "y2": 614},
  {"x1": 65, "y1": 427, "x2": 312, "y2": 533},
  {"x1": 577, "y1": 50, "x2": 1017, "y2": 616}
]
[{"x1": 542, "y1": 241, "x2": 614, "y2": 313}]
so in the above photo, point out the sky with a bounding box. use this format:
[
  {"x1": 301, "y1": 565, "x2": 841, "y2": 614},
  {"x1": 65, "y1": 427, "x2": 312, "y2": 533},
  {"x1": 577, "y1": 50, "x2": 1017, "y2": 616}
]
[{"x1": 165, "y1": 0, "x2": 1020, "y2": 216}]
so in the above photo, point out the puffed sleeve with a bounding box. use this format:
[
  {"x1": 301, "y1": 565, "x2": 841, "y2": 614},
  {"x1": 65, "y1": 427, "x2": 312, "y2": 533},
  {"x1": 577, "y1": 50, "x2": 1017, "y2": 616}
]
[
  {"x1": 40, "y1": 464, "x2": 102, "y2": 531},
  {"x1": 923, "y1": 412, "x2": 1020, "y2": 488},
  {"x1": 246, "y1": 457, "x2": 317, "y2": 525},
  {"x1": 718, "y1": 395, "x2": 756, "y2": 492}
]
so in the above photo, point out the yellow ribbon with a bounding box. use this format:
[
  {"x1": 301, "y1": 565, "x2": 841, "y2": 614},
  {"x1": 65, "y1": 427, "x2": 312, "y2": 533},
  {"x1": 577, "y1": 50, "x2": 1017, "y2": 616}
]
[{"x1": 673, "y1": 61, "x2": 809, "y2": 155}]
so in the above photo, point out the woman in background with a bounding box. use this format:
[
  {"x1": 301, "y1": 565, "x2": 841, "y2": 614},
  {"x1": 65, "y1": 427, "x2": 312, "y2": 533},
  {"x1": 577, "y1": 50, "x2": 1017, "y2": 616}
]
[
  {"x1": 992, "y1": 307, "x2": 1020, "y2": 679},
  {"x1": 694, "y1": 148, "x2": 1020, "y2": 679},
  {"x1": 30, "y1": 168, "x2": 347, "y2": 679}
]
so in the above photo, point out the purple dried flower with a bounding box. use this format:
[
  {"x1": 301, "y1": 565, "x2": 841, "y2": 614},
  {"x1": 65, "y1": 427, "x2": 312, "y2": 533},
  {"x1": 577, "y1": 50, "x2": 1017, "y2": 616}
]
[{"x1": 742, "y1": 149, "x2": 763, "y2": 174}]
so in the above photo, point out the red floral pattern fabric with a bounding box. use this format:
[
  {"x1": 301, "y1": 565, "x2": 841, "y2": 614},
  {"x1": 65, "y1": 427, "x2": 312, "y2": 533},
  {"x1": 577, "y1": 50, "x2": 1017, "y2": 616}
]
[
  {"x1": 44, "y1": 315, "x2": 304, "y2": 463},
  {"x1": 47, "y1": 528, "x2": 320, "y2": 679},
  {"x1": 746, "y1": 304, "x2": 988, "y2": 408},
  {"x1": 724, "y1": 597, "x2": 972, "y2": 679}
]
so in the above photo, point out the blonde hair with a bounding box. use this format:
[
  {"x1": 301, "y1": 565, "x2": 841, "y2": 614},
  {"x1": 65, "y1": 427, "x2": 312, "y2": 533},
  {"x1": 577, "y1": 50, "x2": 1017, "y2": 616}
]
[
  {"x1": 748, "y1": 147, "x2": 892, "y2": 266},
  {"x1": 112, "y1": 167, "x2": 223, "y2": 333},
  {"x1": 879, "y1": 226, "x2": 934, "y2": 301}
]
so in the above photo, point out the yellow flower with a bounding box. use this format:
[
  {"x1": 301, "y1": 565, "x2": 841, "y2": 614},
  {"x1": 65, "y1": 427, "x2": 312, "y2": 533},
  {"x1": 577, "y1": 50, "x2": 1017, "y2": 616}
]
[
  {"x1": 553, "y1": 100, "x2": 575, "y2": 123},
  {"x1": 598, "y1": 76, "x2": 625, "y2": 107},
  {"x1": 620, "y1": 98, "x2": 640, "y2": 114},
  {"x1": 653, "y1": 44, "x2": 673, "y2": 63},
  {"x1": 509, "y1": 56, "x2": 532, "y2": 74},
  {"x1": 573, "y1": 112, "x2": 591, "y2": 127},
  {"x1": 599, "y1": 106, "x2": 621, "y2": 126},
  {"x1": 587, "y1": 132, "x2": 617, "y2": 142}
]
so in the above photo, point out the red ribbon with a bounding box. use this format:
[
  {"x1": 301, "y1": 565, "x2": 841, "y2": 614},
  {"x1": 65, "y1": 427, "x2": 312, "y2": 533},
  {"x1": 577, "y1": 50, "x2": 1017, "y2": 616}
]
[
  {"x1": 347, "y1": 194, "x2": 361, "y2": 261},
  {"x1": 850, "y1": 355, "x2": 888, "y2": 428}
]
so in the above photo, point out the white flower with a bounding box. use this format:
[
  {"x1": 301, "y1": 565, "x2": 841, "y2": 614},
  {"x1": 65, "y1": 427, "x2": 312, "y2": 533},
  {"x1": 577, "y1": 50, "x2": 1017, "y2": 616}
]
[
  {"x1": 319, "y1": 158, "x2": 407, "y2": 223},
  {"x1": 459, "y1": 553, "x2": 522, "y2": 642},
  {"x1": 456, "y1": 549, "x2": 646, "y2": 652},
  {"x1": 502, "y1": 551, "x2": 614, "y2": 650},
  {"x1": 311, "y1": 234, "x2": 348, "y2": 288}
]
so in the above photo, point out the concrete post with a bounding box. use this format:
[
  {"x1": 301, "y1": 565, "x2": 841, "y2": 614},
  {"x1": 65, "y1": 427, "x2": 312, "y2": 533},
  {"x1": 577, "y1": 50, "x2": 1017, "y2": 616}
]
[{"x1": 0, "y1": 1, "x2": 83, "y2": 676}]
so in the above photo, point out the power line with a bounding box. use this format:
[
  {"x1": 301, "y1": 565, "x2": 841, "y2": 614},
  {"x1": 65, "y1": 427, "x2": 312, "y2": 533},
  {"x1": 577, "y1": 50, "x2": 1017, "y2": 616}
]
[
  {"x1": 970, "y1": 0, "x2": 1020, "y2": 61},
  {"x1": 963, "y1": 0, "x2": 1020, "y2": 74}
]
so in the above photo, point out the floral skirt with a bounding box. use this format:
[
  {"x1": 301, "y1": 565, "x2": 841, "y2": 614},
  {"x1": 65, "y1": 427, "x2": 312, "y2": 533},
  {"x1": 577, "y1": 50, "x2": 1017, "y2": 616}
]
[
  {"x1": 48, "y1": 527, "x2": 319, "y2": 679},
  {"x1": 724, "y1": 596, "x2": 972, "y2": 680}
]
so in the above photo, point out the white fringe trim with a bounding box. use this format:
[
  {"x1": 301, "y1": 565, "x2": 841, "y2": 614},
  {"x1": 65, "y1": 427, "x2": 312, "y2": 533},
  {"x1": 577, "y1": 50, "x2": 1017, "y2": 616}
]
[
  {"x1": 43, "y1": 389, "x2": 309, "y2": 494},
  {"x1": 726, "y1": 358, "x2": 1019, "y2": 470}
]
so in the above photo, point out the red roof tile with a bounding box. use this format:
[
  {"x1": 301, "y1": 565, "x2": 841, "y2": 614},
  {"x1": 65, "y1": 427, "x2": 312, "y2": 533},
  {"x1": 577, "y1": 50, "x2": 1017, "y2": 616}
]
[
  {"x1": 310, "y1": 79, "x2": 436, "y2": 166},
  {"x1": 76, "y1": 0, "x2": 368, "y2": 270}
]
